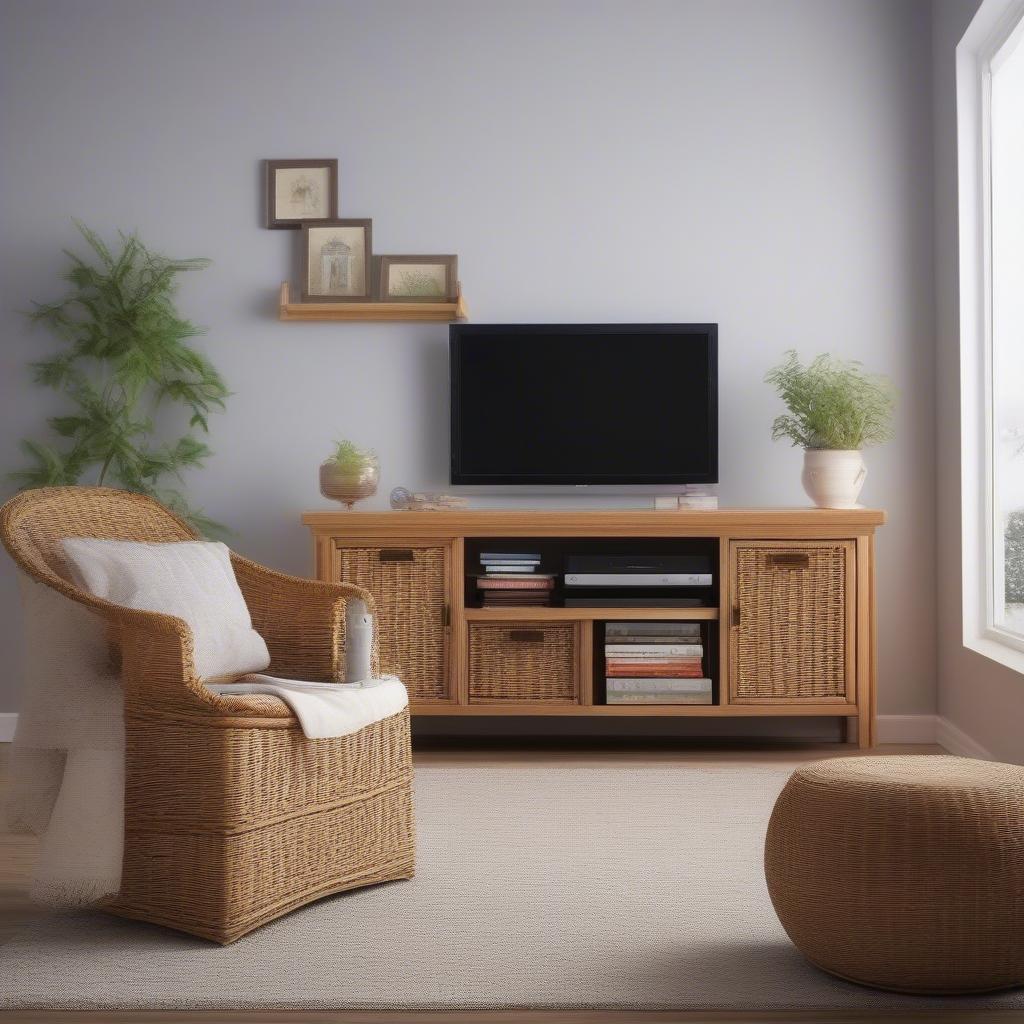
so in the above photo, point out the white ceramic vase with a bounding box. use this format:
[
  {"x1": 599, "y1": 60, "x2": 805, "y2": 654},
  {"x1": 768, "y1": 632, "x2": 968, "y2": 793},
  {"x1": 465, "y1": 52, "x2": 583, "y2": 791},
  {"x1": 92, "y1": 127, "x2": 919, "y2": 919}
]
[{"x1": 801, "y1": 449, "x2": 866, "y2": 509}]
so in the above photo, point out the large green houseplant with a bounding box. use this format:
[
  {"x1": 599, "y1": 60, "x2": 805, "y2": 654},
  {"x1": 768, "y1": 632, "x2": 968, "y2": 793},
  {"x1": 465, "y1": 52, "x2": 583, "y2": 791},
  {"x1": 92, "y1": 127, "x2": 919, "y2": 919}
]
[
  {"x1": 11, "y1": 224, "x2": 228, "y2": 532},
  {"x1": 765, "y1": 350, "x2": 894, "y2": 508}
]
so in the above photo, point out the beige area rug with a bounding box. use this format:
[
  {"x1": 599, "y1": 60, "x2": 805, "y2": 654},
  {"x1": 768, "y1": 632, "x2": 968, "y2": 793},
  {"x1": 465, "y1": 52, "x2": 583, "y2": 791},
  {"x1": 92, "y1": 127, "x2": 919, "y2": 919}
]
[{"x1": 2, "y1": 764, "x2": 1023, "y2": 1012}]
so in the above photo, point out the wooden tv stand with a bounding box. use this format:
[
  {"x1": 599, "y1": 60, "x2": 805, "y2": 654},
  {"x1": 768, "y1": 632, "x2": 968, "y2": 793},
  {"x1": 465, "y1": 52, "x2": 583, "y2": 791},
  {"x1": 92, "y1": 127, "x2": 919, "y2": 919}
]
[{"x1": 303, "y1": 508, "x2": 884, "y2": 747}]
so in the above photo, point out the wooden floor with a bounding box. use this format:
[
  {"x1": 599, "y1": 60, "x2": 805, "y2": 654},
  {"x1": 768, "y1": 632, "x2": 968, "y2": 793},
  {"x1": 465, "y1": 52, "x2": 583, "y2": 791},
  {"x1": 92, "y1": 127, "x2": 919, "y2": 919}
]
[{"x1": 4, "y1": 739, "x2": 1010, "y2": 1024}]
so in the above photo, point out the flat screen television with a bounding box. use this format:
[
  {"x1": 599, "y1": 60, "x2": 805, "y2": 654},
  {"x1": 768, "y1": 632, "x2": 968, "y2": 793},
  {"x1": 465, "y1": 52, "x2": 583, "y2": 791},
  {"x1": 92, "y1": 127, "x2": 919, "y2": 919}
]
[{"x1": 450, "y1": 323, "x2": 718, "y2": 486}]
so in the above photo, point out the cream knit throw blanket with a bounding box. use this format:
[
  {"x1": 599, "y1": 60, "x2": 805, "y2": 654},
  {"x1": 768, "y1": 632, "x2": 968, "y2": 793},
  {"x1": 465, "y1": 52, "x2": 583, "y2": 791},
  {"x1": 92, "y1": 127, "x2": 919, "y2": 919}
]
[
  {"x1": 6, "y1": 576, "x2": 124, "y2": 908},
  {"x1": 7, "y1": 578, "x2": 381, "y2": 908}
]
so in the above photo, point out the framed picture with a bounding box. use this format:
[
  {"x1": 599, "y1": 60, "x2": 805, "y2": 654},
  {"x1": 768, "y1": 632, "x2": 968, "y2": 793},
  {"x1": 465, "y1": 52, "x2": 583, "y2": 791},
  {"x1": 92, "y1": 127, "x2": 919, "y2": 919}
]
[
  {"x1": 301, "y1": 219, "x2": 373, "y2": 301},
  {"x1": 378, "y1": 255, "x2": 458, "y2": 302},
  {"x1": 265, "y1": 159, "x2": 338, "y2": 228}
]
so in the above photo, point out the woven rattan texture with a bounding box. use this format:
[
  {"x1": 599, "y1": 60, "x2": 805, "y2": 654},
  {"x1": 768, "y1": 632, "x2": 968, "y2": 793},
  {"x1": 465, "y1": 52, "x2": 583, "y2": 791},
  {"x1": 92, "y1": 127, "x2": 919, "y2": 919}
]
[
  {"x1": 0, "y1": 486, "x2": 382, "y2": 717},
  {"x1": 765, "y1": 755, "x2": 1024, "y2": 994},
  {"x1": 0, "y1": 486, "x2": 414, "y2": 943},
  {"x1": 468, "y1": 622, "x2": 578, "y2": 703},
  {"x1": 123, "y1": 708, "x2": 412, "y2": 833},
  {"x1": 3, "y1": 486, "x2": 196, "y2": 582},
  {"x1": 336, "y1": 545, "x2": 448, "y2": 700},
  {"x1": 732, "y1": 542, "x2": 849, "y2": 700},
  {"x1": 112, "y1": 709, "x2": 415, "y2": 943}
]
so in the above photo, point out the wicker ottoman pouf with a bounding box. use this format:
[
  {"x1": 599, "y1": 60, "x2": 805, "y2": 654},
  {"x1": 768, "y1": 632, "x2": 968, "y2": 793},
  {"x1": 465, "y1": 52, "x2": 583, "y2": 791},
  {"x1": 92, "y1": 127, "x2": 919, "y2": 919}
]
[{"x1": 765, "y1": 755, "x2": 1024, "y2": 994}]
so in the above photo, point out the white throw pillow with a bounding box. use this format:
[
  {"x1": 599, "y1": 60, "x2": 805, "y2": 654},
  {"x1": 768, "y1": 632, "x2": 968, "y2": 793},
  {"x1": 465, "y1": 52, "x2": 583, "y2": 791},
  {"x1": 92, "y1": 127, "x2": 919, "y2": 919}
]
[{"x1": 61, "y1": 539, "x2": 271, "y2": 680}]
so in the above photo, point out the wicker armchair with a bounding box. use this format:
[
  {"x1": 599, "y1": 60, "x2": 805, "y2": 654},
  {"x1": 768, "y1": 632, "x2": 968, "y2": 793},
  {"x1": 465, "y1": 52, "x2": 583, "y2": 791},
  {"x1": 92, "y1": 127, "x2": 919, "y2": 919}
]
[{"x1": 0, "y1": 486, "x2": 414, "y2": 944}]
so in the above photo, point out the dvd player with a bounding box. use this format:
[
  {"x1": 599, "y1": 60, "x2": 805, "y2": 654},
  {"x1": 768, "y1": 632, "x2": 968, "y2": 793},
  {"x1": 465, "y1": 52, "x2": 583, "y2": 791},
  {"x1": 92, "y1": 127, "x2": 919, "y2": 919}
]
[
  {"x1": 564, "y1": 572, "x2": 712, "y2": 587},
  {"x1": 564, "y1": 553, "x2": 713, "y2": 588},
  {"x1": 564, "y1": 596, "x2": 703, "y2": 607}
]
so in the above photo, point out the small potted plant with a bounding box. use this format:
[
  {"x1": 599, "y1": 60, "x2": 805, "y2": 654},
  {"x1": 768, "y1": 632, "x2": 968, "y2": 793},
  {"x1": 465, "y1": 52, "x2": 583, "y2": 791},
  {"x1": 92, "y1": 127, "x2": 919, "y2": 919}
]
[
  {"x1": 319, "y1": 440, "x2": 380, "y2": 509},
  {"x1": 765, "y1": 350, "x2": 894, "y2": 509}
]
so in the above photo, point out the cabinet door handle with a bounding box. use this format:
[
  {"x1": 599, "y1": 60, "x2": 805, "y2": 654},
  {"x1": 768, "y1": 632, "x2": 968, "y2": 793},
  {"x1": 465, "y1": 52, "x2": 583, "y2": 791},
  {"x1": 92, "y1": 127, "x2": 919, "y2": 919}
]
[
  {"x1": 508, "y1": 630, "x2": 544, "y2": 643},
  {"x1": 768, "y1": 552, "x2": 810, "y2": 569},
  {"x1": 731, "y1": 604, "x2": 742, "y2": 627},
  {"x1": 378, "y1": 548, "x2": 414, "y2": 562}
]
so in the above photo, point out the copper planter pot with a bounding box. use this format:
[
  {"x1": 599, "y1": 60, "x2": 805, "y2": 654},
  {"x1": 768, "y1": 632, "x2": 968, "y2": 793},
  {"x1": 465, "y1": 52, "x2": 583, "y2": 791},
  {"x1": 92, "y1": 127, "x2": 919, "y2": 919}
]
[{"x1": 319, "y1": 461, "x2": 380, "y2": 509}]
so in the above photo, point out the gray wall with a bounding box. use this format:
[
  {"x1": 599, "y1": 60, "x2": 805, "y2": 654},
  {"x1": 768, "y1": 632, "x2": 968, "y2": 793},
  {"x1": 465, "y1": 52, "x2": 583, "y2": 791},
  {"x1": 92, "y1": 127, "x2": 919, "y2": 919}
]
[
  {"x1": 0, "y1": 0, "x2": 936, "y2": 724},
  {"x1": 932, "y1": 0, "x2": 1024, "y2": 763}
]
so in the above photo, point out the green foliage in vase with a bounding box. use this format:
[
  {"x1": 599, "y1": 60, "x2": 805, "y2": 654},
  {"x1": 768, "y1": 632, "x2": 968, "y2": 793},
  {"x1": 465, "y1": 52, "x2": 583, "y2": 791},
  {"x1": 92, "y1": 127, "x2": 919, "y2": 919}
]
[
  {"x1": 327, "y1": 439, "x2": 377, "y2": 474},
  {"x1": 1005, "y1": 509, "x2": 1024, "y2": 604},
  {"x1": 764, "y1": 350, "x2": 895, "y2": 450},
  {"x1": 11, "y1": 223, "x2": 229, "y2": 534}
]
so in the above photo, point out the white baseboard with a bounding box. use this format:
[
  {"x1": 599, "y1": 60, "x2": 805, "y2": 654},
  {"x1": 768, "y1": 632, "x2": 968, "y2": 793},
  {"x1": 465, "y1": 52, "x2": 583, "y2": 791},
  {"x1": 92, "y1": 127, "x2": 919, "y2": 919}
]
[
  {"x1": 864, "y1": 714, "x2": 994, "y2": 756},
  {"x1": 936, "y1": 715, "x2": 994, "y2": 759},
  {"x1": 0, "y1": 710, "x2": 994, "y2": 756},
  {"x1": 876, "y1": 714, "x2": 938, "y2": 744}
]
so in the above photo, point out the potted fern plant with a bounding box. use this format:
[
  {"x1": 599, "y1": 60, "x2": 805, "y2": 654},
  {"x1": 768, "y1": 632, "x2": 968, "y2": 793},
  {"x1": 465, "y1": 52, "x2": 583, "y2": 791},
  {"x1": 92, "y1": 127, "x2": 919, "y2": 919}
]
[{"x1": 764, "y1": 351, "x2": 894, "y2": 509}]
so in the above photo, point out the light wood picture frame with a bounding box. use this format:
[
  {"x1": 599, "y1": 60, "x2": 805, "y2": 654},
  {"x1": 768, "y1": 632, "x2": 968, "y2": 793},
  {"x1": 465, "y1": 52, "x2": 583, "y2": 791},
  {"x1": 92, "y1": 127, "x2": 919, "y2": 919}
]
[
  {"x1": 265, "y1": 159, "x2": 338, "y2": 229},
  {"x1": 301, "y1": 219, "x2": 373, "y2": 301},
  {"x1": 378, "y1": 255, "x2": 458, "y2": 302}
]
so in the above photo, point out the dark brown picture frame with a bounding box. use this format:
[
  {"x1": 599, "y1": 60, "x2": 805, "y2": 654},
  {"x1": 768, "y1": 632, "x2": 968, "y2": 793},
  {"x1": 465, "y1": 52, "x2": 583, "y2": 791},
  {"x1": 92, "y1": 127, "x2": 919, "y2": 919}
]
[
  {"x1": 301, "y1": 219, "x2": 373, "y2": 302},
  {"x1": 377, "y1": 255, "x2": 458, "y2": 302},
  {"x1": 265, "y1": 159, "x2": 338, "y2": 229}
]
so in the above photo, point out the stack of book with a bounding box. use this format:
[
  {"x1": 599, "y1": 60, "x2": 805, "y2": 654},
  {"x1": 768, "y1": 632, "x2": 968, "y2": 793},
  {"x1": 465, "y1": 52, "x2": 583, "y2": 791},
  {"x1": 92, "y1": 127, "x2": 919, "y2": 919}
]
[
  {"x1": 476, "y1": 552, "x2": 554, "y2": 607},
  {"x1": 604, "y1": 621, "x2": 712, "y2": 704}
]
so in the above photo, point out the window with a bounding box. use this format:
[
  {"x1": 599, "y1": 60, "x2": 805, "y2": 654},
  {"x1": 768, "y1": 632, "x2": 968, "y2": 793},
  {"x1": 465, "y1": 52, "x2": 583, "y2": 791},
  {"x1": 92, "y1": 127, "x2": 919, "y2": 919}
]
[
  {"x1": 991, "y1": 23, "x2": 1024, "y2": 640},
  {"x1": 959, "y1": 0, "x2": 1024, "y2": 670}
]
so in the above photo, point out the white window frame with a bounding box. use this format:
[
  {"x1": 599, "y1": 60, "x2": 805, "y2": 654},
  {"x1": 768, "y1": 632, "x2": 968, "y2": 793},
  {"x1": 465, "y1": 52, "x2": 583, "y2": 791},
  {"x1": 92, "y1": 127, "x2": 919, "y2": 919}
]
[{"x1": 958, "y1": 0, "x2": 1024, "y2": 673}]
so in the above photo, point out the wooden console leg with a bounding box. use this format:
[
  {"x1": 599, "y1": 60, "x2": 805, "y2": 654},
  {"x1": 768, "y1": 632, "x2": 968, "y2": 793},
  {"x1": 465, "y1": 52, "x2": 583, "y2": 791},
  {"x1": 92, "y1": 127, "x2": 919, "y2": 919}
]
[
  {"x1": 857, "y1": 713, "x2": 872, "y2": 750},
  {"x1": 845, "y1": 717, "x2": 860, "y2": 746}
]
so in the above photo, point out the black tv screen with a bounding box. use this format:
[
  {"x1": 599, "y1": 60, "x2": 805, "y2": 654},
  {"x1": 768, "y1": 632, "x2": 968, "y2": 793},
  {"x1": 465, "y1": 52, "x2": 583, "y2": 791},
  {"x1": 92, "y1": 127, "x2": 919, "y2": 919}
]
[{"x1": 450, "y1": 324, "x2": 718, "y2": 485}]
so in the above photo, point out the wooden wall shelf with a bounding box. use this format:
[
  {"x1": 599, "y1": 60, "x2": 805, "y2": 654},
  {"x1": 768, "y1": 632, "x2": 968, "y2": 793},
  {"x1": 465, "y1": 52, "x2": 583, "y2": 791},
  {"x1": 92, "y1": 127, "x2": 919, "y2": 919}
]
[{"x1": 278, "y1": 282, "x2": 468, "y2": 323}]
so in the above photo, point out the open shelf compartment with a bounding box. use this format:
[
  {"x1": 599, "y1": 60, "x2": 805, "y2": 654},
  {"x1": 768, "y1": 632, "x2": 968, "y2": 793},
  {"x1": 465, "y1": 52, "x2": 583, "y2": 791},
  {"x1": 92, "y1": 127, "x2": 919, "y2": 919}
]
[
  {"x1": 464, "y1": 535, "x2": 719, "y2": 612},
  {"x1": 463, "y1": 536, "x2": 721, "y2": 709},
  {"x1": 592, "y1": 618, "x2": 719, "y2": 708}
]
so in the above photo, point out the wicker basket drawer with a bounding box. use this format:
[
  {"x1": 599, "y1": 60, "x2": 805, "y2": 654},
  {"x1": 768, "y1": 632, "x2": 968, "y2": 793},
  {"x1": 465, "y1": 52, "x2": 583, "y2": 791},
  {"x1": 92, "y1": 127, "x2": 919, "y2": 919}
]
[
  {"x1": 468, "y1": 622, "x2": 579, "y2": 704},
  {"x1": 729, "y1": 540, "x2": 855, "y2": 703},
  {"x1": 336, "y1": 543, "x2": 450, "y2": 702}
]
